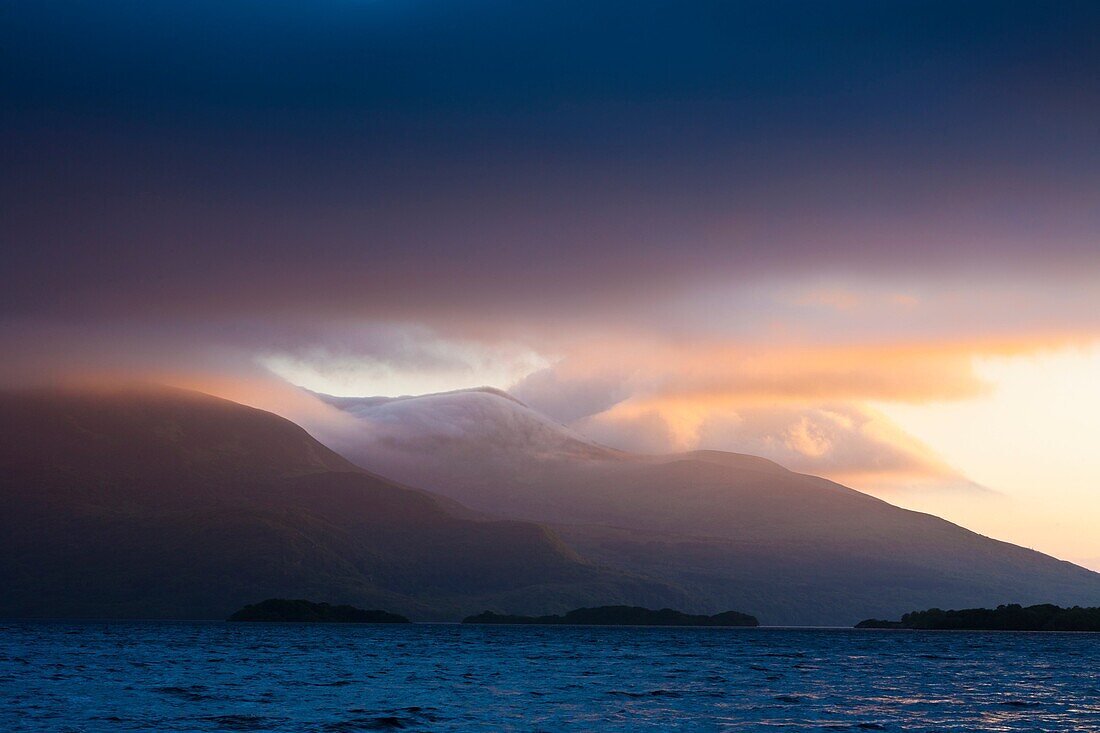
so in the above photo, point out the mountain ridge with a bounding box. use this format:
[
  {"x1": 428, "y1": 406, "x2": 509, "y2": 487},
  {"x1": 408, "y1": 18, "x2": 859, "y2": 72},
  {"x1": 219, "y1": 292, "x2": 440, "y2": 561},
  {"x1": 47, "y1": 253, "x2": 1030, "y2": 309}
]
[
  {"x1": 320, "y1": 386, "x2": 1100, "y2": 625},
  {"x1": 0, "y1": 386, "x2": 686, "y2": 620}
]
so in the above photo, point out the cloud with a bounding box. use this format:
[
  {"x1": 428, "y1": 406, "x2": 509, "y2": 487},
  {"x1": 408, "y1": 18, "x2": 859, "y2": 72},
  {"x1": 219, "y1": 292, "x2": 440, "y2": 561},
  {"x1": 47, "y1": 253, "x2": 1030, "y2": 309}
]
[
  {"x1": 506, "y1": 337, "x2": 1019, "y2": 492},
  {"x1": 512, "y1": 367, "x2": 635, "y2": 424},
  {"x1": 512, "y1": 338, "x2": 995, "y2": 418},
  {"x1": 695, "y1": 404, "x2": 958, "y2": 482},
  {"x1": 0, "y1": 299, "x2": 1078, "y2": 499},
  {"x1": 792, "y1": 289, "x2": 863, "y2": 312},
  {"x1": 258, "y1": 325, "x2": 548, "y2": 398},
  {"x1": 3, "y1": 1, "x2": 1099, "y2": 514},
  {"x1": 571, "y1": 409, "x2": 679, "y2": 456},
  {"x1": 562, "y1": 398, "x2": 975, "y2": 493}
]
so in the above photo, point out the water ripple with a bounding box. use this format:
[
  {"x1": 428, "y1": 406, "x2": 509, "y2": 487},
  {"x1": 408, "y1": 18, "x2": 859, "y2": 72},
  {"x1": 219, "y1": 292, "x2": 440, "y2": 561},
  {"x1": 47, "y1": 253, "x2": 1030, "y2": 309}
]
[{"x1": 1, "y1": 623, "x2": 1099, "y2": 731}]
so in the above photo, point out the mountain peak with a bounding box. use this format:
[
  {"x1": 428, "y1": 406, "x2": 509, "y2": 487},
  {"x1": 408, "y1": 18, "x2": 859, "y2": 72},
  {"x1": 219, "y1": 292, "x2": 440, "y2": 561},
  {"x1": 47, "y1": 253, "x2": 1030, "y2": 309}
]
[
  {"x1": 317, "y1": 386, "x2": 618, "y2": 461},
  {"x1": 318, "y1": 385, "x2": 528, "y2": 410}
]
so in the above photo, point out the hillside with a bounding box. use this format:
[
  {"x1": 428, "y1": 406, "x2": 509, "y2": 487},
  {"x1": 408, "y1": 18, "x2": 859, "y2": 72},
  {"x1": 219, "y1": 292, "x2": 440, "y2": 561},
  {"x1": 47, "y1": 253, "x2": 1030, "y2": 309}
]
[
  {"x1": 324, "y1": 387, "x2": 1100, "y2": 625},
  {"x1": 0, "y1": 386, "x2": 683, "y2": 620}
]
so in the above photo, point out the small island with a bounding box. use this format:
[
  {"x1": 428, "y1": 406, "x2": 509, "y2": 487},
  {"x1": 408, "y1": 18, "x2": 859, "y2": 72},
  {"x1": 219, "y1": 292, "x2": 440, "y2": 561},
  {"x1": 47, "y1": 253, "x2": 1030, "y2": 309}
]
[
  {"x1": 228, "y1": 598, "x2": 410, "y2": 623},
  {"x1": 856, "y1": 604, "x2": 1100, "y2": 632},
  {"x1": 463, "y1": 605, "x2": 758, "y2": 627}
]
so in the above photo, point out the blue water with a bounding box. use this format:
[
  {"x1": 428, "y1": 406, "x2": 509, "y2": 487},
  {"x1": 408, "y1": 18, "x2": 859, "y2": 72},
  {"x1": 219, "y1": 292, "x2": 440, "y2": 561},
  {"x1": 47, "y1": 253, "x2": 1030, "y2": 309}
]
[{"x1": 2, "y1": 622, "x2": 1099, "y2": 731}]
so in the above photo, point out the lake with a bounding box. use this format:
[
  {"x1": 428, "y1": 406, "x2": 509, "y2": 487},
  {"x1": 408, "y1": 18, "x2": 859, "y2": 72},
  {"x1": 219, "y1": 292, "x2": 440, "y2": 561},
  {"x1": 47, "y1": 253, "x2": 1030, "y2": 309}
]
[{"x1": 2, "y1": 621, "x2": 1098, "y2": 731}]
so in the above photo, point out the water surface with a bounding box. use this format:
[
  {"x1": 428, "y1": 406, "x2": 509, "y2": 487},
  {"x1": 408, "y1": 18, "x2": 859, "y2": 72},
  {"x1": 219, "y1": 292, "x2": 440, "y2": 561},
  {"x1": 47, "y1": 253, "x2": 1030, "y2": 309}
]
[{"x1": 2, "y1": 621, "x2": 1098, "y2": 731}]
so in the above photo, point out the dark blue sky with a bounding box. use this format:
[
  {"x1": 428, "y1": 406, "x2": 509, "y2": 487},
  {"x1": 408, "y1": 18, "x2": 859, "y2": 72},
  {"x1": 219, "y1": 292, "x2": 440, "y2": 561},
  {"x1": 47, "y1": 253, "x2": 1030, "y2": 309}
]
[
  {"x1": 7, "y1": 1, "x2": 1097, "y2": 114},
  {"x1": 3, "y1": 1, "x2": 1098, "y2": 320}
]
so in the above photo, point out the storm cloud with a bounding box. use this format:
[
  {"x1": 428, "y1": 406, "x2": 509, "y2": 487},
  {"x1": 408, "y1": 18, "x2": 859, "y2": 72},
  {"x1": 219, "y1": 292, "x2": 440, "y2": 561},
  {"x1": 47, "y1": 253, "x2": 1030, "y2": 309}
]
[{"x1": 3, "y1": 1, "x2": 1100, "y2": 509}]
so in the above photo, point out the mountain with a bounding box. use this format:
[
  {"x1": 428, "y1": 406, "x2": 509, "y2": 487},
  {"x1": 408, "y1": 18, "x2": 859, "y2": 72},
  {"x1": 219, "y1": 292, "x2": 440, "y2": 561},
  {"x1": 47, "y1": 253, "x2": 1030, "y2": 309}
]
[
  {"x1": 322, "y1": 388, "x2": 1100, "y2": 626},
  {"x1": 0, "y1": 386, "x2": 684, "y2": 620},
  {"x1": 318, "y1": 387, "x2": 624, "y2": 521}
]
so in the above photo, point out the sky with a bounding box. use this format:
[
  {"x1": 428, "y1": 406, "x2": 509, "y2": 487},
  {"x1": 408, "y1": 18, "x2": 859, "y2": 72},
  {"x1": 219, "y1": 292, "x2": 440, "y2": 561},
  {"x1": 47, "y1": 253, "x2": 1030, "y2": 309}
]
[{"x1": 3, "y1": 1, "x2": 1100, "y2": 567}]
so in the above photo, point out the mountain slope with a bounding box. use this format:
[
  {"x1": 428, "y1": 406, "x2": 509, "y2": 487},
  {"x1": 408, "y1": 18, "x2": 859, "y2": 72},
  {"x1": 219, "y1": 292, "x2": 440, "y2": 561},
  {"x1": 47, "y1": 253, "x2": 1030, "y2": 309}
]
[
  {"x1": 324, "y1": 388, "x2": 1100, "y2": 625},
  {"x1": 0, "y1": 386, "x2": 683, "y2": 620}
]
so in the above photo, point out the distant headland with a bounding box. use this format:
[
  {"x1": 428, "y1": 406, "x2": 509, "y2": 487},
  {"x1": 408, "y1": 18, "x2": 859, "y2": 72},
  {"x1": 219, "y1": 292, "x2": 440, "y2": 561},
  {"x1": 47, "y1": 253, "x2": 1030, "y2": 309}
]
[
  {"x1": 463, "y1": 605, "x2": 759, "y2": 627},
  {"x1": 228, "y1": 599, "x2": 410, "y2": 623},
  {"x1": 856, "y1": 604, "x2": 1100, "y2": 632}
]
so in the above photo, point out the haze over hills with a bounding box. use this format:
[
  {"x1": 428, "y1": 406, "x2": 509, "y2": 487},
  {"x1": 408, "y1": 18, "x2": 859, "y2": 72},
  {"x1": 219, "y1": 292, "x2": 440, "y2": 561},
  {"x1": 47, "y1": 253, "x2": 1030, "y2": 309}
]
[
  {"x1": 323, "y1": 387, "x2": 621, "y2": 463},
  {"x1": 6, "y1": 384, "x2": 1100, "y2": 626},
  {"x1": 322, "y1": 388, "x2": 1100, "y2": 625},
  {"x1": 0, "y1": 386, "x2": 683, "y2": 620}
]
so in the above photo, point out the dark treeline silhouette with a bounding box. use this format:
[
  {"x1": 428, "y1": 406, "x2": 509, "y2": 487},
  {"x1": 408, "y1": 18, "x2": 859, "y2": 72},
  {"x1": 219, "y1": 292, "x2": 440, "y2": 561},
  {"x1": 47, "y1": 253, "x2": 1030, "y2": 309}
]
[
  {"x1": 463, "y1": 605, "x2": 758, "y2": 627},
  {"x1": 228, "y1": 599, "x2": 409, "y2": 623},
  {"x1": 856, "y1": 604, "x2": 1100, "y2": 631}
]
